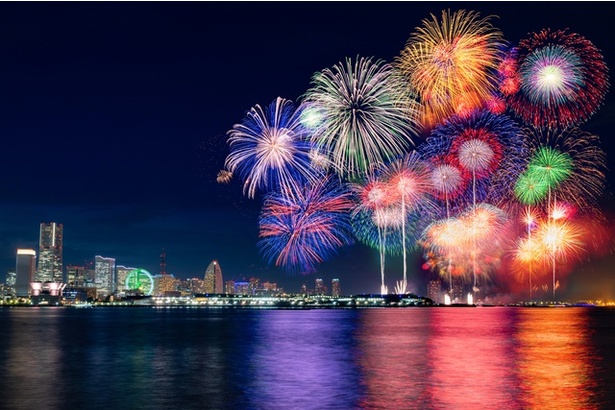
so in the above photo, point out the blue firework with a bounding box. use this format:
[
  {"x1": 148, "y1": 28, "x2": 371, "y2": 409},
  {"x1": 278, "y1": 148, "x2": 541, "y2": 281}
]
[
  {"x1": 258, "y1": 175, "x2": 355, "y2": 274},
  {"x1": 225, "y1": 97, "x2": 316, "y2": 199}
]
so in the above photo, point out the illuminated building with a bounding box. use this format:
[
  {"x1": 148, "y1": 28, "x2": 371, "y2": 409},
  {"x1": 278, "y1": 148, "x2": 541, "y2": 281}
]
[
  {"x1": 66, "y1": 265, "x2": 86, "y2": 287},
  {"x1": 29, "y1": 281, "x2": 66, "y2": 305},
  {"x1": 5, "y1": 271, "x2": 16, "y2": 287},
  {"x1": 36, "y1": 222, "x2": 63, "y2": 283},
  {"x1": 203, "y1": 260, "x2": 223, "y2": 293},
  {"x1": 225, "y1": 280, "x2": 235, "y2": 294},
  {"x1": 115, "y1": 265, "x2": 136, "y2": 294},
  {"x1": 427, "y1": 278, "x2": 443, "y2": 304},
  {"x1": 262, "y1": 282, "x2": 277, "y2": 291},
  {"x1": 315, "y1": 278, "x2": 326, "y2": 295},
  {"x1": 332, "y1": 278, "x2": 341, "y2": 297},
  {"x1": 249, "y1": 277, "x2": 260, "y2": 295},
  {"x1": 95, "y1": 255, "x2": 116, "y2": 298},
  {"x1": 451, "y1": 276, "x2": 465, "y2": 303},
  {"x1": 187, "y1": 277, "x2": 204, "y2": 295},
  {"x1": 154, "y1": 274, "x2": 178, "y2": 296},
  {"x1": 125, "y1": 268, "x2": 154, "y2": 296},
  {"x1": 234, "y1": 281, "x2": 250, "y2": 295},
  {"x1": 15, "y1": 249, "x2": 36, "y2": 297}
]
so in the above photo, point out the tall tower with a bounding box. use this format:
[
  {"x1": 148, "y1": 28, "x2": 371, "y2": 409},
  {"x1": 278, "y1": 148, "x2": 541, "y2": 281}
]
[
  {"x1": 15, "y1": 249, "x2": 36, "y2": 297},
  {"x1": 160, "y1": 248, "x2": 167, "y2": 275},
  {"x1": 36, "y1": 222, "x2": 63, "y2": 282},
  {"x1": 203, "y1": 260, "x2": 223, "y2": 294},
  {"x1": 95, "y1": 255, "x2": 116, "y2": 298}
]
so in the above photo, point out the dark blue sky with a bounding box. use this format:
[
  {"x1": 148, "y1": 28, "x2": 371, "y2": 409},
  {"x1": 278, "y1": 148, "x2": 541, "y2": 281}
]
[{"x1": 0, "y1": 2, "x2": 614, "y2": 297}]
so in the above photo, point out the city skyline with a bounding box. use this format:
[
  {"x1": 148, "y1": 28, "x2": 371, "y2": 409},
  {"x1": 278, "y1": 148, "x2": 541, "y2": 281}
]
[
  {"x1": 5, "y1": 223, "x2": 344, "y2": 297},
  {"x1": 1, "y1": 3, "x2": 614, "y2": 299}
]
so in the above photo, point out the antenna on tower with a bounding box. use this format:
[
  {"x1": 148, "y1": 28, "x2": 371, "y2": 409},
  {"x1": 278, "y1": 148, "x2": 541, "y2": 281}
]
[{"x1": 160, "y1": 248, "x2": 167, "y2": 275}]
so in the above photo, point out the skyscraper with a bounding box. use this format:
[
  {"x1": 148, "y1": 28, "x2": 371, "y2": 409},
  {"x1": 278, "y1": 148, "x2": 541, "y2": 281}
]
[
  {"x1": 315, "y1": 278, "x2": 325, "y2": 295},
  {"x1": 36, "y1": 222, "x2": 63, "y2": 283},
  {"x1": 15, "y1": 249, "x2": 36, "y2": 297},
  {"x1": 332, "y1": 278, "x2": 341, "y2": 297},
  {"x1": 427, "y1": 278, "x2": 443, "y2": 304},
  {"x1": 66, "y1": 265, "x2": 86, "y2": 287},
  {"x1": 95, "y1": 255, "x2": 116, "y2": 298},
  {"x1": 115, "y1": 265, "x2": 136, "y2": 294},
  {"x1": 203, "y1": 260, "x2": 223, "y2": 293}
]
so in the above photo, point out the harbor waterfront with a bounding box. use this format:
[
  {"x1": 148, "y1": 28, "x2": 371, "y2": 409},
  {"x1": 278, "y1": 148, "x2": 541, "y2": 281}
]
[
  {"x1": 3, "y1": 292, "x2": 609, "y2": 309},
  {"x1": 1, "y1": 306, "x2": 614, "y2": 409}
]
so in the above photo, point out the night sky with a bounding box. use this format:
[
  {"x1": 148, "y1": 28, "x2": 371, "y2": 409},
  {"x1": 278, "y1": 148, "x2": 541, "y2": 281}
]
[{"x1": 1, "y1": 2, "x2": 614, "y2": 298}]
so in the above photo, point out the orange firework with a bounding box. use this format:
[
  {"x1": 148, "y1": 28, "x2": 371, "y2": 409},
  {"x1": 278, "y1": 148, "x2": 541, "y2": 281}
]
[{"x1": 395, "y1": 9, "x2": 506, "y2": 132}]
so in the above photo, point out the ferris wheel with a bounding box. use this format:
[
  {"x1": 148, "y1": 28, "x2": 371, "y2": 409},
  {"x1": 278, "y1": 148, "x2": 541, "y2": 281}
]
[{"x1": 125, "y1": 268, "x2": 155, "y2": 296}]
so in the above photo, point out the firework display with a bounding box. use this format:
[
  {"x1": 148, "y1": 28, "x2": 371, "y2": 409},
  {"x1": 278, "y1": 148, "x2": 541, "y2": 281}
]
[{"x1": 223, "y1": 8, "x2": 611, "y2": 300}]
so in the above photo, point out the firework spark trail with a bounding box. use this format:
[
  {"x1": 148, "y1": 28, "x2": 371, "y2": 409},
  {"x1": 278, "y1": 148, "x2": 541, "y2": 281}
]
[
  {"x1": 381, "y1": 152, "x2": 435, "y2": 293},
  {"x1": 350, "y1": 173, "x2": 401, "y2": 294}
]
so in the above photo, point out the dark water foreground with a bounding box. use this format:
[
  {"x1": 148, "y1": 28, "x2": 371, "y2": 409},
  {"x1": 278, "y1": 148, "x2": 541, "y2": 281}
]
[{"x1": 1, "y1": 307, "x2": 614, "y2": 410}]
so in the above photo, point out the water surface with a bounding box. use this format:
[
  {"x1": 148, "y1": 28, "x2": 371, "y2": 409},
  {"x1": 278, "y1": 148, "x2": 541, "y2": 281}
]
[{"x1": 1, "y1": 306, "x2": 613, "y2": 409}]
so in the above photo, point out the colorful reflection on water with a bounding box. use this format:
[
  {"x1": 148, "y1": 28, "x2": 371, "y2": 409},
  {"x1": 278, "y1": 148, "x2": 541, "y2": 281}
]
[
  {"x1": 0, "y1": 307, "x2": 613, "y2": 409},
  {"x1": 515, "y1": 309, "x2": 599, "y2": 409},
  {"x1": 354, "y1": 307, "x2": 606, "y2": 409}
]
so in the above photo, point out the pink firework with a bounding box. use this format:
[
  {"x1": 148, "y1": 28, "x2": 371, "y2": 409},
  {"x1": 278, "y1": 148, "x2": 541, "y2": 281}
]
[{"x1": 505, "y1": 29, "x2": 609, "y2": 129}]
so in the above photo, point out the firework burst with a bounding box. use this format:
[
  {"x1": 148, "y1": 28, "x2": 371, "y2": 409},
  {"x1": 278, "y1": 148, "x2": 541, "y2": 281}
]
[
  {"x1": 395, "y1": 9, "x2": 506, "y2": 131},
  {"x1": 524, "y1": 127, "x2": 607, "y2": 211},
  {"x1": 258, "y1": 175, "x2": 354, "y2": 274},
  {"x1": 301, "y1": 56, "x2": 419, "y2": 179},
  {"x1": 225, "y1": 97, "x2": 316, "y2": 199},
  {"x1": 505, "y1": 28, "x2": 610, "y2": 129}
]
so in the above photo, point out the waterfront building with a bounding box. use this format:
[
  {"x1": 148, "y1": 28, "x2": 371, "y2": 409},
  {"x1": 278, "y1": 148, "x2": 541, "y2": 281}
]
[
  {"x1": 262, "y1": 281, "x2": 277, "y2": 292},
  {"x1": 427, "y1": 278, "x2": 443, "y2": 304},
  {"x1": 186, "y1": 277, "x2": 204, "y2": 295},
  {"x1": 115, "y1": 265, "x2": 136, "y2": 294},
  {"x1": 15, "y1": 249, "x2": 36, "y2": 297},
  {"x1": 95, "y1": 255, "x2": 116, "y2": 299},
  {"x1": 332, "y1": 278, "x2": 341, "y2": 297},
  {"x1": 66, "y1": 265, "x2": 86, "y2": 287},
  {"x1": 451, "y1": 276, "x2": 465, "y2": 303},
  {"x1": 225, "y1": 280, "x2": 235, "y2": 294},
  {"x1": 154, "y1": 274, "x2": 178, "y2": 296},
  {"x1": 36, "y1": 222, "x2": 63, "y2": 283},
  {"x1": 315, "y1": 278, "x2": 327, "y2": 295},
  {"x1": 247, "y1": 277, "x2": 260, "y2": 295},
  {"x1": 30, "y1": 281, "x2": 65, "y2": 305},
  {"x1": 234, "y1": 281, "x2": 250, "y2": 295},
  {"x1": 203, "y1": 260, "x2": 223, "y2": 293},
  {"x1": 5, "y1": 271, "x2": 16, "y2": 287}
]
